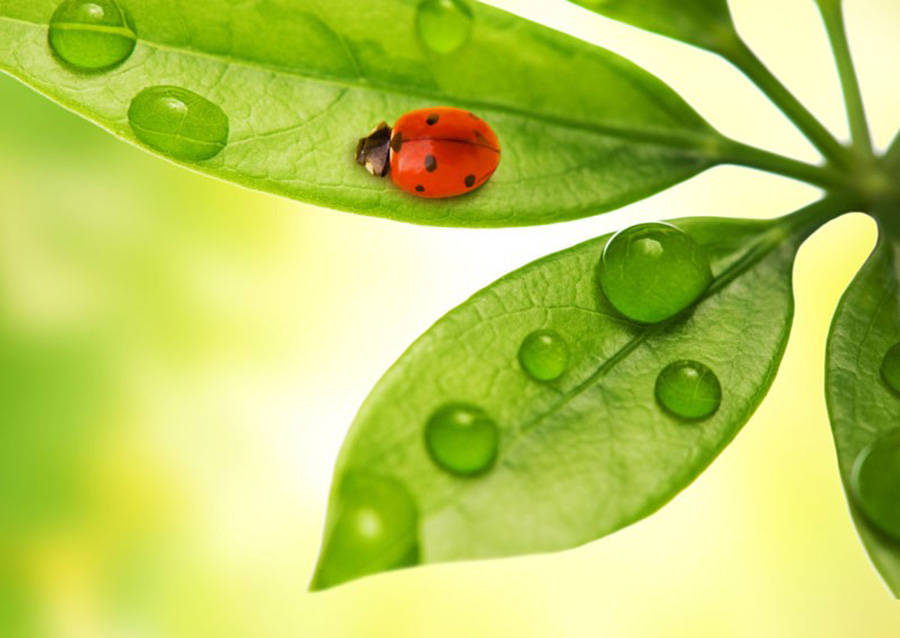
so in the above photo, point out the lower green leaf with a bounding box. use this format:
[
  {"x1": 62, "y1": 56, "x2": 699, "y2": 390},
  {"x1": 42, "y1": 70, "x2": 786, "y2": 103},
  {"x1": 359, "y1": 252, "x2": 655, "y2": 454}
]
[
  {"x1": 313, "y1": 199, "x2": 845, "y2": 590},
  {"x1": 825, "y1": 209, "x2": 900, "y2": 598}
]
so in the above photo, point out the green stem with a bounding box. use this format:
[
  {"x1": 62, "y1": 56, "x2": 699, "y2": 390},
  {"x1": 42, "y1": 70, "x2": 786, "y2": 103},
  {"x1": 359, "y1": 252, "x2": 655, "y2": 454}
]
[
  {"x1": 886, "y1": 132, "x2": 900, "y2": 166},
  {"x1": 719, "y1": 139, "x2": 849, "y2": 190},
  {"x1": 777, "y1": 194, "x2": 858, "y2": 239},
  {"x1": 817, "y1": 0, "x2": 873, "y2": 157},
  {"x1": 723, "y1": 38, "x2": 852, "y2": 168}
]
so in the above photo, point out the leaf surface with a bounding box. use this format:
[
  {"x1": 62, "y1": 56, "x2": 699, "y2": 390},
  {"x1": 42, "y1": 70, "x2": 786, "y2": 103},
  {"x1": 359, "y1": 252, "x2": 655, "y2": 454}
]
[
  {"x1": 313, "y1": 199, "x2": 845, "y2": 589},
  {"x1": 0, "y1": 0, "x2": 724, "y2": 227},
  {"x1": 567, "y1": 0, "x2": 736, "y2": 52},
  {"x1": 825, "y1": 210, "x2": 900, "y2": 598}
]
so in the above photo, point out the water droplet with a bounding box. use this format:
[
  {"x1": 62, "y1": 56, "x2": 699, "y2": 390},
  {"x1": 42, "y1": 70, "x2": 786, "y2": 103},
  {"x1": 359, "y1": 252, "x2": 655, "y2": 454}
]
[
  {"x1": 655, "y1": 360, "x2": 721, "y2": 421},
  {"x1": 415, "y1": 0, "x2": 473, "y2": 54},
  {"x1": 599, "y1": 222, "x2": 713, "y2": 324},
  {"x1": 48, "y1": 0, "x2": 136, "y2": 72},
  {"x1": 518, "y1": 330, "x2": 569, "y2": 382},
  {"x1": 311, "y1": 473, "x2": 419, "y2": 590},
  {"x1": 881, "y1": 342, "x2": 900, "y2": 395},
  {"x1": 851, "y1": 428, "x2": 900, "y2": 540},
  {"x1": 128, "y1": 86, "x2": 229, "y2": 162},
  {"x1": 425, "y1": 403, "x2": 498, "y2": 476}
]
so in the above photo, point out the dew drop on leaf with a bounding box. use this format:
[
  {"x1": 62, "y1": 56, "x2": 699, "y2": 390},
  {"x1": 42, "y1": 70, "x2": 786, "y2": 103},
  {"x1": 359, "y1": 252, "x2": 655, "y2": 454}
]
[
  {"x1": 415, "y1": 0, "x2": 473, "y2": 54},
  {"x1": 425, "y1": 403, "x2": 499, "y2": 476},
  {"x1": 655, "y1": 360, "x2": 721, "y2": 421},
  {"x1": 881, "y1": 342, "x2": 900, "y2": 395},
  {"x1": 518, "y1": 329, "x2": 569, "y2": 382},
  {"x1": 599, "y1": 222, "x2": 712, "y2": 323},
  {"x1": 128, "y1": 86, "x2": 229, "y2": 162},
  {"x1": 851, "y1": 428, "x2": 900, "y2": 540},
  {"x1": 48, "y1": 0, "x2": 136, "y2": 72},
  {"x1": 311, "y1": 473, "x2": 419, "y2": 590}
]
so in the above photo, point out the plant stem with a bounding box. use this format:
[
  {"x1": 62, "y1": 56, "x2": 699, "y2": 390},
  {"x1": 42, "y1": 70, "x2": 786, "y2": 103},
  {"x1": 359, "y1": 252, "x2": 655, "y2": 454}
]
[
  {"x1": 778, "y1": 194, "x2": 858, "y2": 238},
  {"x1": 720, "y1": 139, "x2": 849, "y2": 190},
  {"x1": 723, "y1": 38, "x2": 852, "y2": 168},
  {"x1": 886, "y1": 132, "x2": 900, "y2": 166},
  {"x1": 816, "y1": 0, "x2": 873, "y2": 157}
]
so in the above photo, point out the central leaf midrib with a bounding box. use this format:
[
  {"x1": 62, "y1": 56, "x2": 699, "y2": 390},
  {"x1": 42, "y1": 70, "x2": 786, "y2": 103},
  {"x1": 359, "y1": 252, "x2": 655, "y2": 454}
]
[
  {"x1": 0, "y1": 14, "x2": 721, "y2": 157},
  {"x1": 507, "y1": 223, "x2": 787, "y2": 440}
]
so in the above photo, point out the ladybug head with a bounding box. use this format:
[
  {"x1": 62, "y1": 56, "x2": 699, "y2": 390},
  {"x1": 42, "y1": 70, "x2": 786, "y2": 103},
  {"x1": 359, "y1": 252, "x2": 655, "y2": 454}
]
[{"x1": 356, "y1": 122, "x2": 392, "y2": 177}]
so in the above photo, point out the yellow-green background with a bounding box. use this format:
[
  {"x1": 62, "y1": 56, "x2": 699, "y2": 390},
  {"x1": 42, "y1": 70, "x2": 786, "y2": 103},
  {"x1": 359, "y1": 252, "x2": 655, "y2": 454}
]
[{"x1": 2, "y1": 0, "x2": 899, "y2": 635}]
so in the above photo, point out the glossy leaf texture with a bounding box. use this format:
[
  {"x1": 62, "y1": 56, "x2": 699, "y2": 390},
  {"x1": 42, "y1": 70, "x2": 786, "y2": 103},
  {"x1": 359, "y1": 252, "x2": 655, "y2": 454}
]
[
  {"x1": 566, "y1": 0, "x2": 736, "y2": 52},
  {"x1": 0, "y1": 0, "x2": 725, "y2": 227},
  {"x1": 313, "y1": 200, "x2": 844, "y2": 589},
  {"x1": 825, "y1": 212, "x2": 900, "y2": 598}
]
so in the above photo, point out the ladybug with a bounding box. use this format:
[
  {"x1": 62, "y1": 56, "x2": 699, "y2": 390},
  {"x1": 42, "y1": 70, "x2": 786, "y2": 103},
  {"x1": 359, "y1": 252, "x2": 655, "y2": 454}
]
[{"x1": 355, "y1": 107, "x2": 501, "y2": 199}]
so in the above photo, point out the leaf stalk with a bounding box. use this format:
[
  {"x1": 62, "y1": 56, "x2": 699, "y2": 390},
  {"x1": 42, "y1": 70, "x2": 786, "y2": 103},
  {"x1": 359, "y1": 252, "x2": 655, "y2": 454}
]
[
  {"x1": 816, "y1": 0, "x2": 873, "y2": 158},
  {"x1": 719, "y1": 139, "x2": 849, "y2": 191},
  {"x1": 722, "y1": 38, "x2": 853, "y2": 169}
]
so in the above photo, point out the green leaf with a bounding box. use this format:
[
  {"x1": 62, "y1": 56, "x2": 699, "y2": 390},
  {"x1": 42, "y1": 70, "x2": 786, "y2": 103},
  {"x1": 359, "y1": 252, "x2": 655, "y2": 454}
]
[
  {"x1": 312, "y1": 199, "x2": 846, "y2": 589},
  {"x1": 0, "y1": 0, "x2": 727, "y2": 228},
  {"x1": 825, "y1": 210, "x2": 900, "y2": 598},
  {"x1": 566, "y1": 0, "x2": 737, "y2": 52}
]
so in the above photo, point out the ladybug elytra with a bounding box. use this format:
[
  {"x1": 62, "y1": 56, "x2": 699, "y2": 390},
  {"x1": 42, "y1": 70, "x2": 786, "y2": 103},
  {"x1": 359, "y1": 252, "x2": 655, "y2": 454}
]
[{"x1": 356, "y1": 107, "x2": 501, "y2": 199}]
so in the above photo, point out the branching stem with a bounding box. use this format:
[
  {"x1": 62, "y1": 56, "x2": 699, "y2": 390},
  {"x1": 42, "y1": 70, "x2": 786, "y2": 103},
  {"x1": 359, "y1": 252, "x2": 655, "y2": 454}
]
[
  {"x1": 720, "y1": 139, "x2": 849, "y2": 191},
  {"x1": 817, "y1": 0, "x2": 873, "y2": 157},
  {"x1": 723, "y1": 38, "x2": 852, "y2": 168}
]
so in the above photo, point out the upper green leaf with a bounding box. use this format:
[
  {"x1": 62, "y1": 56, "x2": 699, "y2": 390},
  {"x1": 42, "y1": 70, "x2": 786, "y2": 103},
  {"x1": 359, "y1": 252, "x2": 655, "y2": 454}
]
[
  {"x1": 0, "y1": 0, "x2": 726, "y2": 227},
  {"x1": 825, "y1": 210, "x2": 900, "y2": 598},
  {"x1": 312, "y1": 200, "x2": 845, "y2": 589},
  {"x1": 567, "y1": 0, "x2": 737, "y2": 52}
]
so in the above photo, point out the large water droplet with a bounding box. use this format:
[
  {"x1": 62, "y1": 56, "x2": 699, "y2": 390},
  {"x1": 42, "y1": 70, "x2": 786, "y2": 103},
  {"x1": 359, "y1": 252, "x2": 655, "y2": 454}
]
[
  {"x1": 655, "y1": 360, "x2": 721, "y2": 421},
  {"x1": 128, "y1": 86, "x2": 229, "y2": 162},
  {"x1": 519, "y1": 329, "x2": 569, "y2": 382},
  {"x1": 48, "y1": 0, "x2": 136, "y2": 72},
  {"x1": 311, "y1": 473, "x2": 419, "y2": 590},
  {"x1": 881, "y1": 342, "x2": 900, "y2": 395},
  {"x1": 425, "y1": 403, "x2": 498, "y2": 476},
  {"x1": 599, "y1": 222, "x2": 712, "y2": 324},
  {"x1": 415, "y1": 0, "x2": 473, "y2": 54},
  {"x1": 851, "y1": 428, "x2": 900, "y2": 540}
]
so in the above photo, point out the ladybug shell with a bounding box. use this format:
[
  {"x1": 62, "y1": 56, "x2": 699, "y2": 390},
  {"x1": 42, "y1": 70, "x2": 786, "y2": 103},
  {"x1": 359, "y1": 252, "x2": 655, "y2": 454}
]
[{"x1": 389, "y1": 107, "x2": 500, "y2": 199}]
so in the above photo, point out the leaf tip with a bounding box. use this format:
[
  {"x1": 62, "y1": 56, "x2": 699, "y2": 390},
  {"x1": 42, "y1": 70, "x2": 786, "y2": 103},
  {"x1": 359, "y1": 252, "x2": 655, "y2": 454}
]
[{"x1": 310, "y1": 472, "x2": 421, "y2": 591}]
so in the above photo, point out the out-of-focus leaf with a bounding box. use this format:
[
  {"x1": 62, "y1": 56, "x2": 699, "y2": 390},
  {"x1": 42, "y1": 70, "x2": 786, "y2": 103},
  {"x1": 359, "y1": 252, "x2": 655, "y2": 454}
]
[
  {"x1": 567, "y1": 0, "x2": 736, "y2": 52},
  {"x1": 825, "y1": 209, "x2": 900, "y2": 598}
]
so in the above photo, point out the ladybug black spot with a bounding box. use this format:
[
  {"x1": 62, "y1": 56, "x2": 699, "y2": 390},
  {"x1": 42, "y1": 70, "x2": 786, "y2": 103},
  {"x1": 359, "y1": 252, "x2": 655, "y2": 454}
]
[
  {"x1": 424, "y1": 155, "x2": 437, "y2": 172},
  {"x1": 426, "y1": 113, "x2": 439, "y2": 125},
  {"x1": 468, "y1": 112, "x2": 479, "y2": 120},
  {"x1": 416, "y1": 185, "x2": 425, "y2": 192},
  {"x1": 464, "y1": 174, "x2": 476, "y2": 188},
  {"x1": 391, "y1": 132, "x2": 403, "y2": 153}
]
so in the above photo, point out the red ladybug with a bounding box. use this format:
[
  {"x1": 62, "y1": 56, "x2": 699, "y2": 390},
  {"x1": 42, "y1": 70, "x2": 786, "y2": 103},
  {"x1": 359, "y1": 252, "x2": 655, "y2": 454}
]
[{"x1": 356, "y1": 107, "x2": 501, "y2": 199}]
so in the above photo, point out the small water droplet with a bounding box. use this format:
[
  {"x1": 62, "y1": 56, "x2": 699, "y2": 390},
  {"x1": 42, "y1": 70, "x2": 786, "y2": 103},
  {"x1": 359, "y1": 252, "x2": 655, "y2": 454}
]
[
  {"x1": 311, "y1": 473, "x2": 419, "y2": 590},
  {"x1": 518, "y1": 330, "x2": 569, "y2": 382},
  {"x1": 128, "y1": 86, "x2": 229, "y2": 162},
  {"x1": 881, "y1": 342, "x2": 900, "y2": 395},
  {"x1": 415, "y1": 0, "x2": 473, "y2": 54},
  {"x1": 425, "y1": 403, "x2": 498, "y2": 476},
  {"x1": 851, "y1": 428, "x2": 900, "y2": 540},
  {"x1": 599, "y1": 222, "x2": 712, "y2": 324},
  {"x1": 655, "y1": 360, "x2": 721, "y2": 421},
  {"x1": 48, "y1": 0, "x2": 136, "y2": 71}
]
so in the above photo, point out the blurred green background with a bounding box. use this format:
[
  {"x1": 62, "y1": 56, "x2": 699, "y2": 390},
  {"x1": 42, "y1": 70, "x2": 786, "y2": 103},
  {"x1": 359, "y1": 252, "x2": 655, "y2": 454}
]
[{"x1": 2, "y1": 0, "x2": 899, "y2": 635}]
